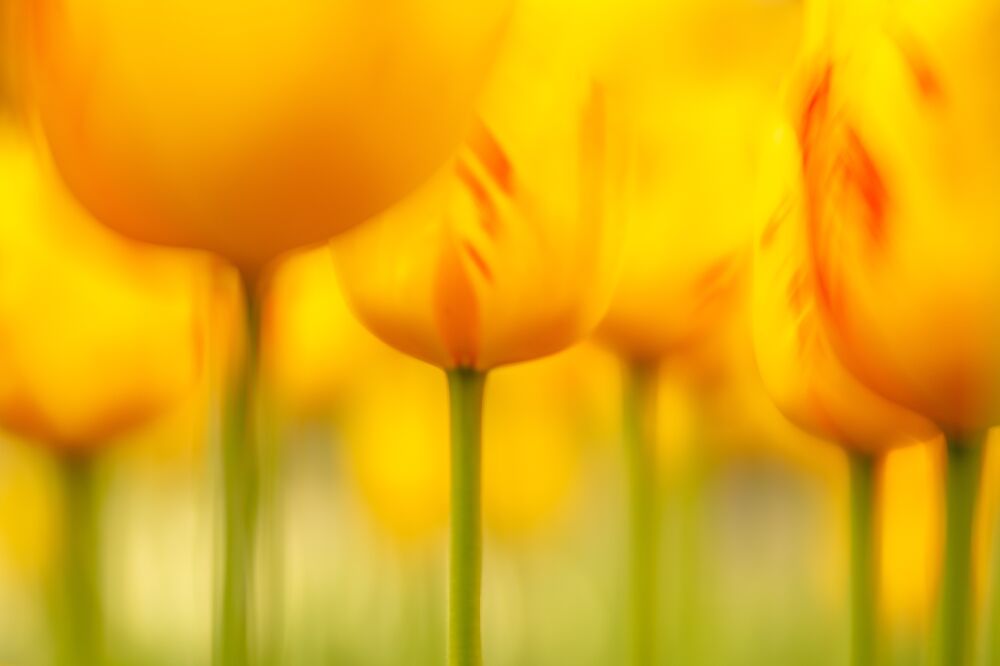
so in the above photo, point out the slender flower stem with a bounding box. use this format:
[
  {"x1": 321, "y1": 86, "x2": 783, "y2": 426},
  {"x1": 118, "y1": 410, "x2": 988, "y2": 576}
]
[
  {"x1": 259, "y1": 393, "x2": 285, "y2": 666},
  {"x1": 52, "y1": 454, "x2": 103, "y2": 666},
  {"x1": 217, "y1": 277, "x2": 262, "y2": 666},
  {"x1": 446, "y1": 367, "x2": 487, "y2": 666},
  {"x1": 935, "y1": 434, "x2": 985, "y2": 666},
  {"x1": 623, "y1": 360, "x2": 658, "y2": 666},
  {"x1": 675, "y1": 405, "x2": 707, "y2": 666},
  {"x1": 986, "y1": 467, "x2": 1000, "y2": 666},
  {"x1": 849, "y1": 452, "x2": 878, "y2": 666}
]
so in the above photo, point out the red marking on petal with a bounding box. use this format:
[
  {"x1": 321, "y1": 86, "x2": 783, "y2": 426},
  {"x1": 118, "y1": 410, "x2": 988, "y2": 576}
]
[
  {"x1": 892, "y1": 31, "x2": 945, "y2": 103},
  {"x1": 696, "y1": 255, "x2": 738, "y2": 296},
  {"x1": 462, "y1": 240, "x2": 494, "y2": 284},
  {"x1": 798, "y1": 67, "x2": 841, "y2": 323},
  {"x1": 761, "y1": 196, "x2": 792, "y2": 249},
  {"x1": 433, "y1": 234, "x2": 480, "y2": 368},
  {"x1": 842, "y1": 127, "x2": 889, "y2": 246},
  {"x1": 797, "y1": 63, "x2": 891, "y2": 339},
  {"x1": 467, "y1": 120, "x2": 514, "y2": 196},
  {"x1": 798, "y1": 66, "x2": 832, "y2": 167},
  {"x1": 455, "y1": 158, "x2": 502, "y2": 240}
]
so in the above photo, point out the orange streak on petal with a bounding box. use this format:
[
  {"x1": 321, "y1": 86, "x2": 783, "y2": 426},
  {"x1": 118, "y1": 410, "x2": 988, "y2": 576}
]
[
  {"x1": 433, "y1": 232, "x2": 480, "y2": 368},
  {"x1": 462, "y1": 239, "x2": 494, "y2": 284},
  {"x1": 842, "y1": 127, "x2": 890, "y2": 247},
  {"x1": 891, "y1": 31, "x2": 945, "y2": 103},
  {"x1": 455, "y1": 158, "x2": 503, "y2": 240},
  {"x1": 467, "y1": 119, "x2": 514, "y2": 196}
]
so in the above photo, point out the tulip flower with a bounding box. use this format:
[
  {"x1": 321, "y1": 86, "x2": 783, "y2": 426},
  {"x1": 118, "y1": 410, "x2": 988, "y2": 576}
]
[
  {"x1": 593, "y1": 1, "x2": 803, "y2": 662},
  {"x1": 26, "y1": 0, "x2": 513, "y2": 277},
  {"x1": 785, "y1": 1, "x2": 1000, "y2": 663},
  {"x1": 753, "y1": 112, "x2": 941, "y2": 665},
  {"x1": 269, "y1": 250, "x2": 610, "y2": 662},
  {"x1": 24, "y1": 1, "x2": 513, "y2": 662},
  {"x1": 267, "y1": 256, "x2": 614, "y2": 547},
  {"x1": 0, "y1": 113, "x2": 206, "y2": 666},
  {"x1": 332, "y1": 2, "x2": 620, "y2": 662}
]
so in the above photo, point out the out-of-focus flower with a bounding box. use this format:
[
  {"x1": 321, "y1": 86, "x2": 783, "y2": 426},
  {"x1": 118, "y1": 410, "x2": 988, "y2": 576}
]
[
  {"x1": 598, "y1": 0, "x2": 803, "y2": 362},
  {"x1": 264, "y1": 249, "x2": 382, "y2": 419},
  {"x1": 332, "y1": 0, "x2": 620, "y2": 371},
  {"x1": 794, "y1": 0, "x2": 1000, "y2": 435},
  {"x1": 752, "y1": 119, "x2": 937, "y2": 454},
  {"x1": 339, "y1": 358, "x2": 450, "y2": 549},
  {"x1": 262, "y1": 258, "x2": 614, "y2": 546},
  {"x1": 880, "y1": 443, "x2": 940, "y2": 629},
  {"x1": 25, "y1": 0, "x2": 512, "y2": 274},
  {"x1": 340, "y1": 343, "x2": 612, "y2": 547},
  {"x1": 0, "y1": 120, "x2": 207, "y2": 451},
  {"x1": 0, "y1": 440, "x2": 58, "y2": 581},
  {"x1": 482, "y1": 345, "x2": 614, "y2": 541}
]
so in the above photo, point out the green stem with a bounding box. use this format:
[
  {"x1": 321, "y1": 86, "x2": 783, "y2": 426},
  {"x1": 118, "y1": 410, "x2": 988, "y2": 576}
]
[
  {"x1": 849, "y1": 452, "x2": 878, "y2": 666},
  {"x1": 52, "y1": 454, "x2": 104, "y2": 666},
  {"x1": 623, "y1": 360, "x2": 658, "y2": 666},
  {"x1": 216, "y1": 277, "x2": 262, "y2": 666},
  {"x1": 986, "y1": 449, "x2": 1000, "y2": 666},
  {"x1": 446, "y1": 367, "x2": 487, "y2": 666},
  {"x1": 935, "y1": 434, "x2": 985, "y2": 666},
  {"x1": 675, "y1": 413, "x2": 707, "y2": 666},
  {"x1": 259, "y1": 397, "x2": 285, "y2": 666}
]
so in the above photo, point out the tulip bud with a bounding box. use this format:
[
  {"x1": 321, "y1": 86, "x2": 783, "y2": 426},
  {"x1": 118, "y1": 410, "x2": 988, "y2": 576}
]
[
  {"x1": 0, "y1": 121, "x2": 206, "y2": 450},
  {"x1": 795, "y1": 0, "x2": 1000, "y2": 434},
  {"x1": 332, "y1": 0, "x2": 620, "y2": 370},
  {"x1": 598, "y1": 0, "x2": 802, "y2": 362},
  {"x1": 26, "y1": 0, "x2": 512, "y2": 274},
  {"x1": 752, "y1": 118, "x2": 937, "y2": 453}
]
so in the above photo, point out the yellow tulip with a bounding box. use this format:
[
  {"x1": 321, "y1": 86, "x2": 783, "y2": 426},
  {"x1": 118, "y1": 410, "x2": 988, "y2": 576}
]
[
  {"x1": 23, "y1": 5, "x2": 514, "y2": 659},
  {"x1": 0, "y1": 120, "x2": 206, "y2": 451},
  {"x1": 585, "y1": 5, "x2": 804, "y2": 663},
  {"x1": 265, "y1": 259, "x2": 613, "y2": 547},
  {"x1": 25, "y1": 0, "x2": 512, "y2": 275},
  {"x1": 780, "y1": 2, "x2": 1000, "y2": 664},
  {"x1": 794, "y1": 0, "x2": 1000, "y2": 435},
  {"x1": 332, "y1": 0, "x2": 619, "y2": 371},
  {"x1": 329, "y1": 7, "x2": 623, "y2": 652},
  {"x1": 752, "y1": 107, "x2": 938, "y2": 666},
  {"x1": 752, "y1": 119, "x2": 937, "y2": 454},
  {"x1": 599, "y1": 0, "x2": 803, "y2": 361},
  {"x1": 0, "y1": 117, "x2": 208, "y2": 666}
]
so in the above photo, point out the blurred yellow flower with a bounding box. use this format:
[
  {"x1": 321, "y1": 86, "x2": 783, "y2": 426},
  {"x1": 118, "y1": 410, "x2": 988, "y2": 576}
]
[
  {"x1": 339, "y1": 343, "x2": 613, "y2": 547},
  {"x1": 0, "y1": 440, "x2": 59, "y2": 580},
  {"x1": 752, "y1": 119, "x2": 937, "y2": 454},
  {"x1": 599, "y1": 0, "x2": 803, "y2": 361},
  {"x1": 26, "y1": 0, "x2": 512, "y2": 274},
  {"x1": 483, "y1": 345, "x2": 614, "y2": 541},
  {"x1": 0, "y1": 120, "x2": 207, "y2": 450},
  {"x1": 262, "y1": 258, "x2": 613, "y2": 546},
  {"x1": 340, "y1": 358, "x2": 451, "y2": 549},
  {"x1": 794, "y1": 0, "x2": 1000, "y2": 434},
  {"x1": 880, "y1": 443, "x2": 940, "y2": 629},
  {"x1": 332, "y1": 0, "x2": 620, "y2": 371},
  {"x1": 264, "y1": 249, "x2": 382, "y2": 419}
]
